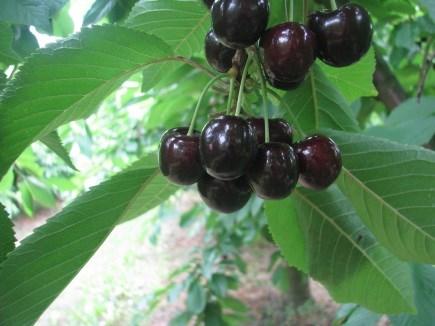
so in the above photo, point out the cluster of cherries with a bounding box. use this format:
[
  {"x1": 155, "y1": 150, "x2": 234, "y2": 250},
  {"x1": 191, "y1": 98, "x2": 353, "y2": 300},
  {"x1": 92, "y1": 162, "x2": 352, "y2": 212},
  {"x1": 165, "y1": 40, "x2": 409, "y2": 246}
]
[{"x1": 159, "y1": 0, "x2": 373, "y2": 213}]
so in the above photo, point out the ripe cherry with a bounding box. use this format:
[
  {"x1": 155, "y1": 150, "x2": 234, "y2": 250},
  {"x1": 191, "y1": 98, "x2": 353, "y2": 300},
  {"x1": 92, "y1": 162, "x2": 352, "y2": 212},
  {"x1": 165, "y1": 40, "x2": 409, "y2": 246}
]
[
  {"x1": 198, "y1": 174, "x2": 252, "y2": 213},
  {"x1": 308, "y1": 4, "x2": 373, "y2": 67},
  {"x1": 248, "y1": 143, "x2": 298, "y2": 199},
  {"x1": 205, "y1": 30, "x2": 237, "y2": 73},
  {"x1": 211, "y1": 0, "x2": 269, "y2": 49},
  {"x1": 261, "y1": 22, "x2": 316, "y2": 90},
  {"x1": 203, "y1": 0, "x2": 214, "y2": 8},
  {"x1": 247, "y1": 118, "x2": 293, "y2": 145},
  {"x1": 159, "y1": 128, "x2": 204, "y2": 185},
  {"x1": 294, "y1": 135, "x2": 342, "y2": 190},
  {"x1": 200, "y1": 115, "x2": 257, "y2": 180}
]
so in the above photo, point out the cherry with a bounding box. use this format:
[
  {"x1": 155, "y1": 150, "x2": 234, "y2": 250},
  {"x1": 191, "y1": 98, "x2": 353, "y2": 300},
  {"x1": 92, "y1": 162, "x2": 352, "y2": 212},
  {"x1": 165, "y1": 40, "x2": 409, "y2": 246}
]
[
  {"x1": 260, "y1": 22, "x2": 316, "y2": 90},
  {"x1": 308, "y1": 4, "x2": 373, "y2": 67},
  {"x1": 200, "y1": 115, "x2": 257, "y2": 180},
  {"x1": 294, "y1": 135, "x2": 342, "y2": 190},
  {"x1": 211, "y1": 0, "x2": 269, "y2": 49},
  {"x1": 203, "y1": 0, "x2": 215, "y2": 8},
  {"x1": 159, "y1": 128, "x2": 203, "y2": 185},
  {"x1": 248, "y1": 143, "x2": 298, "y2": 199},
  {"x1": 198, "y1": 174, "x2": 252, "y2": 213},
  {"x1": 205, "y1": 30, "x2": 237, "y2": 73},
  {"x1": 247, "y1": 118, "x2": 293, "y2": 145}
]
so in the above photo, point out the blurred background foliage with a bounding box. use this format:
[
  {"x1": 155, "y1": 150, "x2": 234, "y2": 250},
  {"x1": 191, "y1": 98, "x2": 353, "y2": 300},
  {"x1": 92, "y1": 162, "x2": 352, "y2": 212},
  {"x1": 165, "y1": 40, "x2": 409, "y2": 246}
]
[{"x1": 0, "y1": 0, "x2": 433, "y2": 325}]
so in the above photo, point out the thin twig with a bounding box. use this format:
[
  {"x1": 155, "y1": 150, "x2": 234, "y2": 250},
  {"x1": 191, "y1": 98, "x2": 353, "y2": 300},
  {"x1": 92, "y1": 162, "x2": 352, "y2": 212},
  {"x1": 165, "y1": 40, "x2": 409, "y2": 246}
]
[{"x1": 416, "y1": 37, "x2": 434, "y2": 102}]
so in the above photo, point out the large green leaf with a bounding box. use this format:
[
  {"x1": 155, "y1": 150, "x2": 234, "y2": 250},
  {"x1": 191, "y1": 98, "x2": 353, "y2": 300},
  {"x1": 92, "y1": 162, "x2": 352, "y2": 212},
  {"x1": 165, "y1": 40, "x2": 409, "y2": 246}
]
[
  {"x1": 365, "y1": 97, "x2": 435, "y2": 145},
  {"x1": 266, "y1": 186, "x2": 415, "y2": 314},
  {"x1": 0, "y1": 204, "x2": 15, "y2": 267},
  {"x1": 0, "y1": 155, "x2": 177, "y2": 326},
  {"x1": 390, "y1": 264, "x2": 435, "y2": 326},
  {"x1": 0, "y1": 25, "x2": 173, "y2": 179},
  {"x1": 329, "y1": 130, "x2": 435, "y2": 264},
  {"x1": 280, "y1": 65, "x2": 359, "y2": 134},
  {"x1": 0, "y1": 23, "x2": 20, "y2": 65},
  {"x1": 40, "y1": 131, "x2": 77, "y2": 171},
  {"x1": 0, "y1": 0, "x2": 68, "y2": 34},
  {"x1": 320, "y1": 48, "x2": 377, "y2": 102}
]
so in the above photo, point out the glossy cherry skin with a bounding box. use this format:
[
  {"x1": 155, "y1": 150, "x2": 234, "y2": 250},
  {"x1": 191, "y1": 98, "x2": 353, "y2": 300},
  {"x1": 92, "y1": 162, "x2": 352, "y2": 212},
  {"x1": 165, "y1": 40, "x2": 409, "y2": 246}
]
[
  {"x1": 159, "y1": 128, "x2": 203, "y2": 185},
  {"x1": 308, "y1": 4, "x2": 373, "y2": 67},
  {"x1": 198, "y1": 174, "x2": 252, "y2": 213},
  {"x1": 211, "y1": 0, "x2": 269, "y2": 49},
  {"x1": 203, "y1": 0, "x2": 214, "y2": 8},
  {"x1": 248, "y1": 143, "x2": 299, "y2": 199},
  {"x1": 205, "y1": 30, "x2": 237, "y2": 73},
  {"x1": 200, "y1": 115, "x2": 257, "y2": 180},
  {"x1": 294, "y1": 135, "x2": 342, "y2": 190},
  {"x1": 261, "y1": 22, "x2": 316, "y2": 90},
  {"x1": 247, "y1": 118, "x2": 293, "y2": 145}
]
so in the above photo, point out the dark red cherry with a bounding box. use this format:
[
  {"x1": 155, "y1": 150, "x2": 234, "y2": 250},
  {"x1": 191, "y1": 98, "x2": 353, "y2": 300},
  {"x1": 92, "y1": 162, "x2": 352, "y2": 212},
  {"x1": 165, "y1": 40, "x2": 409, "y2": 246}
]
[
  {"x1": 308, "y1": 4, "x2": 373, "y2": 67},
  {"x1": 203, "y1": 0, "x2": 215, "y2": 8},
  {"x1": 211, "y1": 0, "x2": 269, "y2": 49},
  {"x1": 295, "y1": 135, "x2": 342, "y2": 190},
  {"x1": 247, "y1": 118, "x2": 293, "y2": 145},
  {"x1": 248, "y1": 143, "x2": 298, "y2": 199},
  {"x1": 159, "y1": 128, "x2": 203, "y2": 185},
  {"x1": 260, "y1": 22, "x2": 316, "y2": 90},
  {"x1": 200, "y1": 115, "x2": 257, "y2": 180},
  {"x1": 205, "y1": 30, "x2": 237, "y2": 73},
  {"x1": 198, "y1": 174, "x2": 252, "y2": 213}
]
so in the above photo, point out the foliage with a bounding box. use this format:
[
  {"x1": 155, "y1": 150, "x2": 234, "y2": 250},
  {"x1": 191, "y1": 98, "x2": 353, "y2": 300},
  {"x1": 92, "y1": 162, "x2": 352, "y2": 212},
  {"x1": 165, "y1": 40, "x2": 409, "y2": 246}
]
[{"x1": 0, "y1": 0, "x2": 434, "y2": 325}]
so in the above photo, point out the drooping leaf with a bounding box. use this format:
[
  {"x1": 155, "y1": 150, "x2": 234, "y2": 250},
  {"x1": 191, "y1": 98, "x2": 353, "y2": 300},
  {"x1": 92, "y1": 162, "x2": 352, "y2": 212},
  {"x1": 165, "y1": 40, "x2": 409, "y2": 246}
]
[
  {"x1": 0, "y1": 155, "x2": 177, "y2": 326},
  {"x1": 365, "y1": 97, "x2": 435, "y2": 145},
  {"x1": 266, "y1": 186, "x2": 416, "y2": 314},
  {"x1": 0, "y1": 204, "x2": 15, "y2": 266},
  {"x1": 321, "y1": 48, "x2": 377, "y2": 102},
  {"x1": 0, "y1": 0, "x2": 68, "y2": 34},
  {"x1": 328, "y1": 130, "x2": 435, "y2": 264},
  {"x1": 0, "y1": 23, "x2": 20, "y2": 65},
  {"x1": 40, "y1": 131, "x2": 77, "y2": 171},
  {"x1": 0, "y1": 25, "x2": 173, "y2": 179},
  {"x1": 187, "y1": 280, "x2": 207, "y2": 314},
  {"x1": 280, "y1": 65, "x2": 359, "y2": 134},
  {"x1": 390, "y1": 264, "x2": 435, "y2": 326}
]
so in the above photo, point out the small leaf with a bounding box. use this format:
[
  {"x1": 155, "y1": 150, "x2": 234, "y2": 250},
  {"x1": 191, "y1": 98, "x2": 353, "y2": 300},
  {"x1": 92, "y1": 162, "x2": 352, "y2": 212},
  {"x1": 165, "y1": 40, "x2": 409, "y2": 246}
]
[
  {"x1": 328, "y1": 130, "x2": 435, "y2": 264},
  {"x1": 18, "y1": 181, "x2": 34, "y2": 217},
  {"x1": 187, "y1": 280, "x2": 207, "y2": 314},
  {"x1": 83, "y1": 0, "x2": 117, "y2": 25},
  {"x1": 26, "y1": 177, "x2": 56, "y2": 208},
  {"x1": 210, "y1": 273, "x2": 228, "y2": 298},
  {"x1": 334, "y1": 304, "x2": 381, "y2": 326},
  {"x1": 204, "y1": 302, "x2": 224, "y2": 326},
  {"x1": 52, "y1": 2, "x2": 74, "y2": 37},
  {"x1": 0, "y1": 204, "x2": 15, "y2": 267},
  {"x1": 266, "y1": 186, "x2": 416, "y2": 314},
  {"x1": 40, "y1": 131, "x2": 77, "y2": 171},
  {"x1": 0, "y1": 154, "x2": 177, "y2": 325}
]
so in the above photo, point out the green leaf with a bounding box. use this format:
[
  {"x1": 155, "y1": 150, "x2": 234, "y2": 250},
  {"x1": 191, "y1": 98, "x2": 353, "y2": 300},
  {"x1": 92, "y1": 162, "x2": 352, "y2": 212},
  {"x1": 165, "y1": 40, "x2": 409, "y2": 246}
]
[
  {"x1": 0, "y1": 23, "x2": 20, "y2": 65},
  {"x1": 266, "y1": 186, "x2": 416, "y2": 314},
  {"x1": 0, "y1": 25, "x2": 173, "y2": 179},
  {"x1": 334, "y1": 304, "x2": 381, "y2": 326},
  {"x1": 0, "y1": 155, "x2": 177, "y2": 325},
  {"x1": 0, "y1": 71, "x2": 6, "y2": 92},
  {"x1": 0, "y1": 0, "x2": 68, "y2": 34},
  {"x1": 204, "y1": 302, "x2": 224, "y2": 326},
  {"x1": 126, "y1": 0, "x2": 209, "y2": 57},
  {"x1": 210, "y1": 273, "x2": 228, "y2": 298},
  {"x1": 280, "y1": 65, "x2": 359, "y2": 134},
  {"x1": 26, "y1": 178, "x2": 56, "y2": 208},
  {"x1": 365, "y1": 97, "x2": 435, "y2": 145},
  {"x1": 19, "y1": 181, "x2": 34, "y2": 217},
  {"x1": 40, "y1": 131, "x2": 77, "y2": 171},
  {"x1": 187, "y1": 280, "x2": 207, "y2": 314},
  {"x1": 320, "y1": 48, "x2": 377, "y2": 102},
  {"x1": 170, "y1": 311, "x2": 193, "y2": 326},
  {"x1": 52, "y1": 2, "x2": 74, "y2": 37},
  {"x1": 328, "y1": 130, "x2": 435, "y2": 264},
  {"x1": 12, "y1": 26, "x2": 39, "y2": 59},
  {"x1": 83, "y1": 0, "x2": 118, "y2": 25},
  {"x1": 390, "y1": 264, "x2": 435, "y2": 326},
  {"x1": 0, "y1": 204, "x2": 15, "y2": 266}
]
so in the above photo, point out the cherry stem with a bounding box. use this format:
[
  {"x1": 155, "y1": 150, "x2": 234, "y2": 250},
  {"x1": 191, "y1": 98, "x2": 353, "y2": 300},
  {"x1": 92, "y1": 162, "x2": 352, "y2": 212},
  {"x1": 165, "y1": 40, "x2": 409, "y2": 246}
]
[
  {"x1": 253, "y1": 51, "x2": 270, "y2": 143},
  {"x1": 330, "y1": 0, "x2": 337, "y2": 10},
  {"x1": 235, "y1": 54, "x2": 254, "y2": 117},
  {"x1": 226, "y1": 77, "x2": 236, "y2": 114},
  {"x1": 188, "y1": 74, "x2": 226, "y2": 136},
  {"x1": 303, "y1": 0, "x2": 308, "y2": 22},
  {"x1": 290, "y1": 0, "x2": 294, "y2": 21}
]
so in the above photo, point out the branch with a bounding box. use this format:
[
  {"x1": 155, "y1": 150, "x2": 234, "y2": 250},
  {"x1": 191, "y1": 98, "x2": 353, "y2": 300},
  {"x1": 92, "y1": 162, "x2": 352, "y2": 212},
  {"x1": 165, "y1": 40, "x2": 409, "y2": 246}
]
[{"x1": 416, "y1": 37, "x2": 434, "y2": 102}]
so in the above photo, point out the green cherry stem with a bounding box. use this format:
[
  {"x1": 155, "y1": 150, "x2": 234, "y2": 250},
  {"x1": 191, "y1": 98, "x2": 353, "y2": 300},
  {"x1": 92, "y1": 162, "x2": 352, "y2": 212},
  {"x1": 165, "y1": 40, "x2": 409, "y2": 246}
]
[
  {"x1": 235, "y1": 54, "x2": 254, "y2": 117},
  {"x1": 188, "y1": 74, "x2": 226, "y2": 136},
  {"x1": 303, "y1": 0, "x2": 308, "y2": 23},
  {"x1": 253, "y1": 51, "x2": 270, "y2": 143},
  {"x1": 330, "y1": 0, "x2": 337, "y2": 10},
  {"x1": 290, "y1": 0, "x2": 294, "y2": 22},
  {"x1": 226, "y1": 77, "x2": 236, "y2": 115}
]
